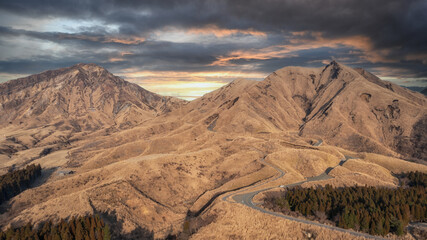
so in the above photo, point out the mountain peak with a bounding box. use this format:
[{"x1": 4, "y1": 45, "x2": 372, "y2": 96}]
[
  {"x1": 326, "y1": 60, "x2": 346, "y2": 69},
  {"x1": 0, "y1": 63, "x2": 186, "y2": 130},
  {"x1": 72, "y1": 63, "x2": 106, "y2": 70},
  {"x1": 63, "y1": 63, "x2": 123, "y2": 86},
  {"x1": 323, "y1": 60, "x2": 343, "y2": 79},
  {"x1": 70, "y1": 63, "x2": 109, "y2": 75},
  {"x1": 329, "y1": 60, "x2": 339, "y2": 65}
]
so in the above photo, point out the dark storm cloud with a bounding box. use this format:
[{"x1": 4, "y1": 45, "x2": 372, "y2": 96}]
[
  {"x1": 2, "y1": 0, "x2": 425, "y2": 49},
  {"x1": 0, "y1": 26, "x2": 143, "y2": 47},
  {"x1": 251, "y1": 47, "x2": 352, "y2": 73},
  {"x1": 0, "y1": 25, "x2": 246, "y2": 75},
  {"x1": 226, "y1": 1, "x2": 427, "y2": 45},
  {"x1": 0, "y1": 0, "x2": 228, "y2": 34},
  {"x1": 0, "y1": 59, "x2": 82, "y2": 74},
  {"x1": 0, "y1": 0, "x2": 426, "y2": 83}
]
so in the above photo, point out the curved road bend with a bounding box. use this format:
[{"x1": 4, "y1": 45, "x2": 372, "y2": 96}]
[
  {"x1": 221, "y1": 155, "x2": 285, "y2": 203},
  {"x1": 313, "y1": 139, "x2": 323, "y2": 147},
  {"x1": 222, "y1": 141, "x2": 385, "y2": 239}
]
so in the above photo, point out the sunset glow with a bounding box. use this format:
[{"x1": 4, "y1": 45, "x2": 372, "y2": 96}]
[
  {"x1": 0, "y1": 0, "x2": 426, "y2": 99},
  {"x1": 121, "y1": 70, "x2": 267, "y2": 99}
]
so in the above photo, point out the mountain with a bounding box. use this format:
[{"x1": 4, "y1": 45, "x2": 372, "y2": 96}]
[
  {"x1": 3, "y1": 61, "x2": 424, "y2": 161},
  {"x1": 0, "y1": 62, "x2": 426, "y2": 239},
  {"x1": 0, "y1": 63, "x2": 185, "y2": 157},
  {"x1": 181, "y1": 61, "x2": 427, "y2": 161},
  {"x1": 180, "y1": 66, "x2": 320, "y2": 135},
  {"x1": 300, "y1": 63, "x2": 426, "y2": 161},
  {"x1": 0, "y1": 63, "x2": 185, "y2": 131}
]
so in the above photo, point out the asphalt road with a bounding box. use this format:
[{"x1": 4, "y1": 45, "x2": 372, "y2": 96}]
[
  {"x1": 313, "y1": 139, "x2": 323, "y2": 146},
  {"x1": 222, "y1": 141, "x2": 385, "y2": 240},
  {"x1": 221, "y1": 155, "x2": 284, "y2": 203}
]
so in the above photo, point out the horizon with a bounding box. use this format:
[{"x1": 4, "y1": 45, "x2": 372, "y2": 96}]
[
  {"x1": 1, "y1": 2, "x2": 426, "y2": 238},
  {"x1": 1, "y1": 0, "x2": 426, "y2": 100},
  {"x1": 0, "y1": 61, "x2": 425, "y2": 101}
]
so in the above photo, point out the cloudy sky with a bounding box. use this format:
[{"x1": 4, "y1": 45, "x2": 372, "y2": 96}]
[{"x1": 1, "y1": 0, "x2": 426, "y2": 100}]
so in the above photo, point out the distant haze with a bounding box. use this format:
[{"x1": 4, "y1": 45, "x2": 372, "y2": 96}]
[{"x1": 0, "y1": 0, "x2": 426, "y2": 99}]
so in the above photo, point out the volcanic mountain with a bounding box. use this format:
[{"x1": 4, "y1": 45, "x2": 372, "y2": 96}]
[
  {"x1": 0, "y1": 63, "x2": 185, "y2": 131},
  {"x1": 2, "y1": 61, "x2": 424, "y2": 162},
  {"x1": 0, "y1": 62, "x2": 426, "y2": 239},
  {"x1": 181, "y1": 61, "x2": 427, "y2": 161},
  {"x1": 0, "y1": 63, "x2": 185, "y2": 158}
]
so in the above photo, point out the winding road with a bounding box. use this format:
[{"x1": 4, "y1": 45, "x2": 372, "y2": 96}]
[{"x1": 221, "y1": 141, "x2": 385, "y2": 240}]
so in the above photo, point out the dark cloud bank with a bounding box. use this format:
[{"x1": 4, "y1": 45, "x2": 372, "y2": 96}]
[{"x1": 0, "y1": 0, "x2": 426, "y2": 86}]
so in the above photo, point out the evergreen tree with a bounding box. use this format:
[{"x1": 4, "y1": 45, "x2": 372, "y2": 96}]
[
  {"x1": 0, "y1": 215, "x2": 111, "y2": 240},
  {"x1": 75, "y1": 220, "x2": 85, "y2": 240},
  {"x1": 263, "y1": 171, "x2": 427, "y2": 236},
  {"x1": 103, "y1": 224, "x2": 111, "y2": 240},
  {"x1": 0, "y1": 164, "x2": 42, "y2": 205}
]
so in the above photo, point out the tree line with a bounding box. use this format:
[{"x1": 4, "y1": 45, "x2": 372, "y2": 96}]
[
  {"x1": 399, "y1": 171, "x2": 427, "y2": 188},
  {"x1": 0, "y1": 164, "x2": 42, "y2": 204},
  {"x1": 263, "y1": 171, "x2": 427, "y2": 236},
  {"x1": 0, "y1": 215, "x2": 111, "y2": 240}
]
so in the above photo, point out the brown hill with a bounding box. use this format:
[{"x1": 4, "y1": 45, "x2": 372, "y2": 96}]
[
  {"x1": 0, "y1": 63, "x2": 185, "y2": 158},
  {"x1": 299, "y1": 62, "x2": 426, "y2": 161},
  {"x1": 0, "y1": 63, "x2": 185, "y2": 131},
  {"x1": 181, "y1": 61, "x2": 426, "y2": 161},
  {"x1": 0, "y1": 62, "x2": 426, "y2": 239}
]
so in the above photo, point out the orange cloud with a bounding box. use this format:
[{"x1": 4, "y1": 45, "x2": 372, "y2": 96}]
[
  {"x1": 211, "y1": 45, "x2": 298, "y2": 66},
  {"x1": 57, "y1": 34, "x2": 145, "y2": 45},
  {"x1": 187, "y1": 25, "x2": 266, "y2": 37},
  {"x1": 212, "y1": 32, "x2": 396, "y2": 66},
  {"x1": 108, "y1": 58, "x2": 124, "y2": 62},
  {"x1": 108, "y1": 52, "x2": 134, "y2": 62},
  {"x1": 404, "y1": 53, "x2": 427, "y2": 64},
  {"x1": 290, "y1": 31, "x2": 310, "y2": 36},
  {"x1": 290, "y1": 32, "x2": 394, "y2": 63},
  {"x1": 103, "y1": 37, "x2": 145, "y2": 44}
]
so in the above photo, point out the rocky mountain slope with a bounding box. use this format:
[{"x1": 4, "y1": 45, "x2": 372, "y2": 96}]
[
  {"x1": 182, "y1": 61, "x2": 426, "y2": 161},
  {"x1": 0, "y1": 62, "x2": 426, "y2": 239},
  {"x1": 0, "y1": 63, "x2": 185, "y2": 131},
  {"x1": 0, "y1": 64, "x2": 185, "y2": 160}
]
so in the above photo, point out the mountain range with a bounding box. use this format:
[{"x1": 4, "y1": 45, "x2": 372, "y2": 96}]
[
  {"x1": 181, "y1": 61, "x2": 427, "y2": 161},
  {"x1": 0, "y1": 62, "x2": 426, "y2": 239}
]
